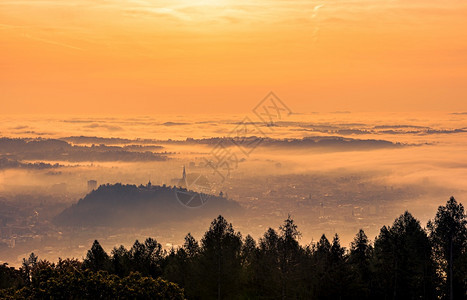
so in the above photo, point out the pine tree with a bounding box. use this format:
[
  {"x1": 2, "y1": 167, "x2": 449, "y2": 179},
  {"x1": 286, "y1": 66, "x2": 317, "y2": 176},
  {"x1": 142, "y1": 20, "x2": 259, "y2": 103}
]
[
  {"x1": 348, "y1": 229, "x2": 372, "y2": 298},
  {"x1": 183, "y1": 233, "x2": 200, "y2": 258},
  {"x1": 83, "y1": 240, "x2": 110, "y2": 272},
  {"x1": 428, "y1": 196, "x2": 467, "y2": 300},
  {"x1": 256, "y1": 228, "x2": 282, "y2": 298},
  {"x1": 240, "y1": 234, "x2": 258, "y2": 297},
  {"x1": 373, "y1": 212, "x2": 438, "y2": 300},
  {"x1": 111, "y1": 245, "x2": 130, "y2": 277},
  {"x1": 199, "y1": 215, "x2": 243, "y2": 299},
  {"x1": 278, "y1": 215, "x2": 302, "y2": 299},
  {"x1": 21, "y1": 252, "x2": 38, "y2": 285}
]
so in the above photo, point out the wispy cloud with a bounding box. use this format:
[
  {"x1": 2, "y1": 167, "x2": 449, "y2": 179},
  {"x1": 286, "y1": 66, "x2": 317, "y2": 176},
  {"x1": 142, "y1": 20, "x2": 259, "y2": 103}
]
[{"x1": 21, "y1": 33, "x2": 83, "y2": 51}]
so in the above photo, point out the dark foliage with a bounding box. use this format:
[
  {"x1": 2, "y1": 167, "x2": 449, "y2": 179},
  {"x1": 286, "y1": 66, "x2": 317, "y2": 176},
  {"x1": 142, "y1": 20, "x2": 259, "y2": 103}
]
[
  {"x1": 0, "y1": 258, "x2": 184, "y2": 299},
  {"x1": 1, "y1": 197, "x2": 466, "y2": 299}
]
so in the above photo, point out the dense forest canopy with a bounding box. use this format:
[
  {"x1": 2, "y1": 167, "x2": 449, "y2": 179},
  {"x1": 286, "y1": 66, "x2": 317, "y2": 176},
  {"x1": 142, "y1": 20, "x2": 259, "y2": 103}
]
[{"x1": 1, "y1": 197, "x2": 466, "y2": 299}]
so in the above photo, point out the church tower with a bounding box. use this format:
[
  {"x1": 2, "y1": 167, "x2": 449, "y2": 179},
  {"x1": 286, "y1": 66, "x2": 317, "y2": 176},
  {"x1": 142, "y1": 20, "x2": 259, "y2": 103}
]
[{"x1": 182, "y1": 165, "x2": 186, "y2": 181}]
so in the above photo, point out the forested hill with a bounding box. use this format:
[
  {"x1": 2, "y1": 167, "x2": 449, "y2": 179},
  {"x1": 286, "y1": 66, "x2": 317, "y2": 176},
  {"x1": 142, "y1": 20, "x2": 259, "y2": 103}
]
[
  {"x1": 54, "y1": 183, "x2": 241, "y2": 227},
  {"x1": 0, "y1": 137, "x2": 168, "y2": 162}
]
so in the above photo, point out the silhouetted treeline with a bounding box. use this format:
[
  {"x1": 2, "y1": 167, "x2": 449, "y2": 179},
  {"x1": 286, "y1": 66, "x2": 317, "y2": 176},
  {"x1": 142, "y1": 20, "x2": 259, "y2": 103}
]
[
  {"x1": 178, "y1": 136, "x2": 403, "y2": 152},
  {"x1": 62, "y1": 135, "x2": 403, "y2": 151},
  {"x1": 0, "y1": 138, "x2": 168, "y2": 162},
  {"x1": 0, "y1": 255, "x2": 184, "y2": 299},
  {"x1": 0, "y1": 157, "x2": 62, "y2": 170},
  {"x1": 1, "y1": 197, "x2": 466, "y2": 299}
]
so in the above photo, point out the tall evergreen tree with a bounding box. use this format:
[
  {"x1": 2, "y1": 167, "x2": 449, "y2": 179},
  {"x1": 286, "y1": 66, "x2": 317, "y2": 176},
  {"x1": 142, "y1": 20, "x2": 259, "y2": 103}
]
[
  {"x1": 240, "y1": 234, "x2": 258, "y2": 298},
  {"x1": 373, "y1": 211, "x2": 438, "y2": 300},
  {"x1": 111, "y1": 245, "x2": 131, "y2": 277},
  {"x1": 256, "y1": 228, "x2": 282, "y2": 298},
  {"x1": 21, "y1": 252, "x2": 38, "y2": 285},
  {"x1": 83, "y1": 240, "x2": 110, "y2": 272},
  {"x1": 168, "y1": 233, "x2": 201, "y2": 299},
  {"x1": 199, "y1": 215, "x2": 243, "y2": 299},
  {"x1": 278, "y1": 215, "x2": 302, "y2": 299},
  {"x1": 144, "y1": 237, "x2": 164, "y2": 277},
  {"x1": 311, "y1": 233, "x2": 353, "y2": 299},
  {"x1": 348, "y1": 229, "x2": 372, "y2": 298},
  {"x1": 311, "y1": 234, "x2": 333, "y2": 299},
  {"x1": 129, "y1": 239, "x2": 146, "y2": 273},
  {"x1": 128, "y1": 238, "x2": 163, "y2": 277},
  {"x1": 330, "y1": 234, "x2": 345, "y2": 262},
  {"x1": 184, "y1": 232, "x2": 200, "y2": 258},
  {"x1": 428, "y1": 196, "x2": 467, "y2": 300}
]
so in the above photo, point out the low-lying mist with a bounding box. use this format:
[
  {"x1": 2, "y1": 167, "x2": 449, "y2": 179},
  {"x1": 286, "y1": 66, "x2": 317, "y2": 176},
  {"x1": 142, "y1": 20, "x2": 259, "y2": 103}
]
[{"x1": 0, "y1": 112, "x2": 466, "y2": 266}]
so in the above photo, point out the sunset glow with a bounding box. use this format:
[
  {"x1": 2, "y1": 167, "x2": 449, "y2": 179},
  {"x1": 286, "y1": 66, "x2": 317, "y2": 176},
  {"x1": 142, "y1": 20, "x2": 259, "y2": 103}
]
[
  {"x1": 1, "y1": 2, "x2": 467, "y2": 298},
  {"x1": 1, "y1": 0, "x2": 467, "y2": 114}
]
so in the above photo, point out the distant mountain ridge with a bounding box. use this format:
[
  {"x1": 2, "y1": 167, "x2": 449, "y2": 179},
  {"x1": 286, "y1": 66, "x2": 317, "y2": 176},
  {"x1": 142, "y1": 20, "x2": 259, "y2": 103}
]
[
  {"x1": 54, "y1": 183, "x2": 241, "y2": 227},
  {"x1": 0, "y1": 138, "x2": 168, "y2": 162},
  {"x1": 61, "y1": 135, "x2": 406, "y2": 151}
]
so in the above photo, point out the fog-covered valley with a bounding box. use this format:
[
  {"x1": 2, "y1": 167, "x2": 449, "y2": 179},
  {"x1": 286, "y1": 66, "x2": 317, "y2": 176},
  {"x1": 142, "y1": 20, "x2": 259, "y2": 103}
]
[{"x1": 0, "y1": 112, "x2": 466, "y2": 267}]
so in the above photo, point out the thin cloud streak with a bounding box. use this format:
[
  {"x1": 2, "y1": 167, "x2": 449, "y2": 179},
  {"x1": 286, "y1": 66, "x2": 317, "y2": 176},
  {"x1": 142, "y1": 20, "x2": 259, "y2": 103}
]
[{"x1": 21, "y1": 33, "x2": 83, "y2": 51}]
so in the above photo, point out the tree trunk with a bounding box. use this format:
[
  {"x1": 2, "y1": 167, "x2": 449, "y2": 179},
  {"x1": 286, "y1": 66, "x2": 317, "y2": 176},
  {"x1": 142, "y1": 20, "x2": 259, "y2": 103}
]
[
  {"x1": 218, "y1": 252, "x2": 221, "y2": 300},
  {"x1": 393, "y1": 258, "x2": 397, "y2": 300},
  {"x1": 449, "y1": 238, "x2": 453, "y2": 300}
]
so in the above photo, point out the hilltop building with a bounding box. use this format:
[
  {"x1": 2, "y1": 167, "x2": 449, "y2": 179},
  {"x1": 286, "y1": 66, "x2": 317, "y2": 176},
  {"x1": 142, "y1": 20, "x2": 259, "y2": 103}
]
[
  {"x1": 87, "y1": 180, "x2": 97, "y2": 192},
  {"x1": 171, "y1": 166, "x2": 187, "y2": 187}
]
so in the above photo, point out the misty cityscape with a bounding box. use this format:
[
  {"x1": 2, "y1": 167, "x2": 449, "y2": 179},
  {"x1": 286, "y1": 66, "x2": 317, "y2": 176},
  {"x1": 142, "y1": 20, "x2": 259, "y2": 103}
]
[
  {"x1": 1, "y1": 113, "x2": 465, "y2": 263},
  {"x1": 0, "y1": 112, "x2": 466, "y2": 298}
]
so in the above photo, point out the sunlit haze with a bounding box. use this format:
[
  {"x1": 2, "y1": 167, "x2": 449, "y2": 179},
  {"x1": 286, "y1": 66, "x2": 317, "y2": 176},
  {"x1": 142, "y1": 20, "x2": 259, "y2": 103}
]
[
  {"x1": 0, "y1": 1, "x2": 466, "y2": 298},
  {"x1": 1, "y1": 0, "x2": 467, "y2": 113}
]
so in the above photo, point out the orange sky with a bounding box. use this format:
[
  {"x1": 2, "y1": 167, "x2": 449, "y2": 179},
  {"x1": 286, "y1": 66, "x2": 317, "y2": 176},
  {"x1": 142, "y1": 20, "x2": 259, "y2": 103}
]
[{"x1": 1, "y1": 0, "x2": 467, "y2": 114}]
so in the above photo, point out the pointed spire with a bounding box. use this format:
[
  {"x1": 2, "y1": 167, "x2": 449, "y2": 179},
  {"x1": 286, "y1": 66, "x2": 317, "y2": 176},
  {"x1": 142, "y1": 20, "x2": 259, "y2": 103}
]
[{"x1": 182, "y1": 165, "x2": 186, "y2": 180}]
